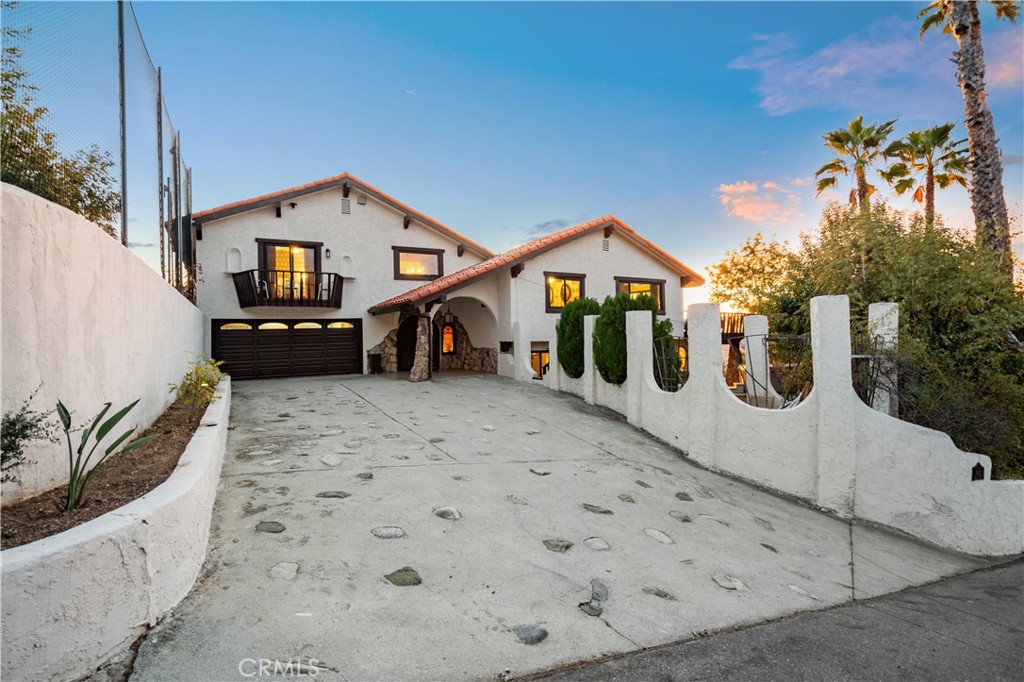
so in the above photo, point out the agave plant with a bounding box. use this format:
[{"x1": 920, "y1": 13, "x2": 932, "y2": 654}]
[{"x1": 57, "y1": 399, "x2": 156, "y2": 512}]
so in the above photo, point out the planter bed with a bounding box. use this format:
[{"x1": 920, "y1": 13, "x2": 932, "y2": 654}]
[{"x1": 1, "y1": 378, "x2": 231, "y2": 682}]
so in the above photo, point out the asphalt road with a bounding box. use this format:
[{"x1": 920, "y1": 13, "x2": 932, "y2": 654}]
[{"x1": 529, "y1": 559, "x2": 1024, "y2": 682}]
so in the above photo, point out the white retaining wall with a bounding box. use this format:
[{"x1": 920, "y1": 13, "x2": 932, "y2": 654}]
[
  {"x1": 543, "y1": 297, "x2": 1024, "y2": 556},
  {"x1": 0, "y1": 184, "x2": 206, "y2": 501},
  {"x1": 0, "y1": 379, "x2": 231, "y2": 682}
]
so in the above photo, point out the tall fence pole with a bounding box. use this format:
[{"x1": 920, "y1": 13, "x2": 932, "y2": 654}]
[
  {"x1": 117, "y1": 0, "x2": 128, "y2": 245},
  {"x1": 157, "y1": 67, "x2": 165, "y2": 278}
]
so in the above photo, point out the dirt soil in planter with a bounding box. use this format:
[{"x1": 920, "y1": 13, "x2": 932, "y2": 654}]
[{"x1": 1, "y1": 401, "x2": 203, "y2": 550}]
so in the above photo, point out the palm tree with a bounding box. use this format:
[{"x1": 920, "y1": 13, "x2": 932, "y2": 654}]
[
  {"x1": 884, "y1": 123, "x2": 968, "y2": 227},
  {"x1": 919, "y1": 0, "x2": 1019, "y2": 257},
  {"x1": 814, "y1": 116, "x2": 903, "y2": 212}
]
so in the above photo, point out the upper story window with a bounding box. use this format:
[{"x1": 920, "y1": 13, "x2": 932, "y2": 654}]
[
  {"x1": 615, "y1": 277, "x2": 666, "y2": 314},
  {"x1": 257, "y1": 239, "x2": 322, "y2": 274},
  {"x1": 393, "y1": 246, "x2": 444, "y2": 280},
  {"x1": 545, "y1": 272, "x2": 585, "y2": 313}
]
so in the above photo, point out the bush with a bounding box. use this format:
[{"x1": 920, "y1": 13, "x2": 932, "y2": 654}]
[
  {"x1": 593, "y1": 294, "x2": 674, "y2": 385},
  {"x1": 1, "y1": 387, "x2": 56, "y2": 484},
  {"x1": 555, "y1": 297, "x2": 601, "y2": 379},
  {"x1": 169, "y1": 354, "x2": 225, "y2": 423},
  {"x1": 712, "y1": 200, "x2": 1024, "y2": 477}
]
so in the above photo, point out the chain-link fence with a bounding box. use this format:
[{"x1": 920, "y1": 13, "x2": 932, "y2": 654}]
[{"x1": 1, "y1": 0, "x2": 194, "y2": 300}]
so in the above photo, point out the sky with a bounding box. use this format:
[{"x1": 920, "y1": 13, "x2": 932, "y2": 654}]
[{"x1": 125, "y1": 1, "x2": 1024, "y2": 302}]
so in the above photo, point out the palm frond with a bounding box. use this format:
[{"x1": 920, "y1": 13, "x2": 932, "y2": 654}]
[{"x1": 815, "y1": 176, "x2": 838, "y2": 196}]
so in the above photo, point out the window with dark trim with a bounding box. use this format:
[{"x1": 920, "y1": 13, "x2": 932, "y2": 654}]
[
  {"x1": 615, "y1": 276, "x2": 666, "y2": 314},
  {"x1": 255, "y1": 238, "x2": 323, "y2": 300},
  {"x1": 393, "y1": 246, "x2": 444, "y2": 280},
  {"x1": 544, "y1": 272, "x2": 585, "y2": 312}
]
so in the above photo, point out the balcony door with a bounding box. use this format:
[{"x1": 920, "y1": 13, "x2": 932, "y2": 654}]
[{"x1": 257, "y1": 239, "x2": 321, "y2": 301}]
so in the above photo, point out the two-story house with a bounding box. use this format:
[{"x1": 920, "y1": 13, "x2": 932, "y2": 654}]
[{"x1": 192, "y1": 173, "x2": 704, "y2": 382}]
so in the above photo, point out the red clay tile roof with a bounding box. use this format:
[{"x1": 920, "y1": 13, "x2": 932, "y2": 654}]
[
  {"x1": 368, "y1": 216, "x2": 704, "y2": 314},
  {"x1": 192, "y1": 172, "x2": 493, "y2": 259}
]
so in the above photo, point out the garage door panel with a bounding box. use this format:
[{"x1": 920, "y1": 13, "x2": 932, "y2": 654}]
[{"x1": 213, "y1": 319, "x2": 362, "y2": 380}]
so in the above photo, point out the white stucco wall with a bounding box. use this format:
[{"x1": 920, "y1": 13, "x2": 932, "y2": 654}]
[
  {"x1": 506, "y1": 229, "x2": 691, "y2": 381},
  {"x1": 0, "y1": 184, "x2": 206, "y2": 502},
  {"x1": 540, "y1": 298, "x2": 1024, "y2": 556},
  {"x1": 1, "y1": 379, "x2": 230, "y2": 682},
  {"x1": 195, "y1": 186, "x2": 488, "y2": 367}
]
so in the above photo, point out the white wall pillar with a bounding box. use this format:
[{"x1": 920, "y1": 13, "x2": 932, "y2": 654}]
[
  {"x1": 685, "y1": 303, "x2": 722, "y2": 467},
  {"x1": 546, "y1": 329, "x2": 560, "y2": 390},
  {"x1": 625, "y1": 310, "x2": 654, "y2": 425},
  {"x1": 868, "y1": 302, "x2": 899, "y2": 417},
  {"x1": 741, "y1": 315, "x2": 783, "y2": 408},
  {"x1": 582, "y1": 314, "x2": 598, "y2": 405},
  {"x1": 810, "y1": 295, "x2": 857, "y2": 516}
]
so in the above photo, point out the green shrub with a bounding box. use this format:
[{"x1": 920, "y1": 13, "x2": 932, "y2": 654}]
[
  {"x1": 57, "y1": 399, "x2": 156, "y2": 511},
  {"x1": 593, "y1": 294, "x2": 674, "y2": 385},
  {"x1": 169, "y1": 354, "x2": 225, "y2": 423},
  {"x1": 555, "y1": 297, "x2": 601, "y2": 379},
  {"x1": 1, "y1": 387, "x2": 57, "y2": 484}
]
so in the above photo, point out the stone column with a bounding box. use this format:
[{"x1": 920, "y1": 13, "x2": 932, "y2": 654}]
[
  {"x1": 810, "y1": 295, "x2": 857, "y2": 516},
  {"x1": 408, "y1": 315, "x2": 431, "y2": 382},
  {"x1": 626, "y1": 310, "x2": 654, "y2": 426},
  {"x1": 685, "y1": 303, "x2": 722, "y2": 467},
  {"x1": 868, "y1": 302, "x2": 899, "y2": 417}
]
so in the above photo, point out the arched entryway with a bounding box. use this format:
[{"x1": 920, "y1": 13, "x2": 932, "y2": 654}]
[{"x1": 430, "y1": 296, "x2": 499, "y2": 373}]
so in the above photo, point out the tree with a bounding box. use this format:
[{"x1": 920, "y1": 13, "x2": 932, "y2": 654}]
[
  {"x1": 814, "y1": 116, "x2": 904, "y2": 211},
  {"x1": 885, "y1": 123, "x2": 968, "y2": 228},
  {"x1": 555, "y1": 297, "x2": 601, "y2": 379},
  {"x1": 592, "y1": 294, "x2": 673, "y2": 385},
  {"x1": 1, "y1": 2, "x2": 120, "y2": 237},
  {"x1": 706, "y1": 232, "x2": 796, "y2": 314},
  {"x1": 753, "y1": 201, "x2": 1024, "y2": 477},
  {"x1": 918, "y1": 0, "x2": 1019, "y2": 259}
]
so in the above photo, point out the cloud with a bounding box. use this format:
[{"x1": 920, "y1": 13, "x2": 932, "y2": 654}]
[
  {"x1": 730, "y1": 17, "x2": 1022, "y2": 116},
  {"x1": 404, "y1": 89, "x2": 417, "y2": 96},
  {"x1": 987, "y1": 29, "x2": 1024, "y2": 88},
  {"x1": 127, "y1": 241, "x2": 156, "y2": 248},
  {"x1": 718, "y1": 180, "x2": 801, "y2": 225},
  {"x1": 1004, "y1": 154, "x2": 1024, "y2": 166},
  {"x1": 526, "y1": 218, "x2": 573, "y2": 237}
]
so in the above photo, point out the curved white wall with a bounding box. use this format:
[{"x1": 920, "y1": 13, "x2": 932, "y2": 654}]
[
  {"x1": 0, "y1": 380, "x2": 231, "y2": 682},
  {"x1": 0, "y1": 184, "x2": 206, "y2": 502}
]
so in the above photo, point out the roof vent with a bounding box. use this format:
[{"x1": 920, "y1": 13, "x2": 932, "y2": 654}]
[
  {"x1": 357, "y1": 194, "x2": 367, "y2": 205},
  {"x1": 341, "y1": 197, "x2": 351, "y2": 214},
  {"x1": 602, "y1": 238, "x2": 610, "y2": 252}
]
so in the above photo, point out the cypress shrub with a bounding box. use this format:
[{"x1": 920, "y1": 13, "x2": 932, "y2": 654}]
[
  {"x1": 593, "y1": 293, "x2": 674, "y2": 385},
  {"x1": 555, "y1": 297, "x2": 601, "y2": 379}
]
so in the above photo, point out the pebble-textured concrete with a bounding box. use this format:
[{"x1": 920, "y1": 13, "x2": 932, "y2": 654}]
[{"x1": 130, "y1": 374, "x2": 988, "y2": 681}]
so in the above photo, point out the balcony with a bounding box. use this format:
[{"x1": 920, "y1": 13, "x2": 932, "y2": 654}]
[{"x1": 231, "y1": 270, "x2": 343, "y2": 309}]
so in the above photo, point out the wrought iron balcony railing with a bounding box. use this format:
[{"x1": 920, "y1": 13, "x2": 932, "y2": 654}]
[{"x1": 231, "y1": 269, "x2": 343, "y2": 309}]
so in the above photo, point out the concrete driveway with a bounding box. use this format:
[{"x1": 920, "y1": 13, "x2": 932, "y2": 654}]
[{"x1": 130, "y1": 373, "x2": 988, "y2": 681}]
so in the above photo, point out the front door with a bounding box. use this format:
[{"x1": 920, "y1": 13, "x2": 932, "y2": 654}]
[{"x1": 397, "y1": 316, "x2": 419, "y2": 372}]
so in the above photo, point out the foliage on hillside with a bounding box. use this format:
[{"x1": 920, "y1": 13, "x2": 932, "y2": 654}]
[
  {"x1": 1, "y1": 2, "x2": 120, "y2": 236},
  {"x1": 709, "y1": 201, "x2": 1024, "y2": 477}
]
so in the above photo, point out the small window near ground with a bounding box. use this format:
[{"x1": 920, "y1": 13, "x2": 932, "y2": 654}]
[
  {"x1": 615, "y1": 277, "x2": 666, "y2": 314},
  {"x1": 327, "y1": 321, "x2": 355, "y2": 329},
  {"x1": 220, "y1": 322, "x2": 252, "y2": 331},
  {"x1": 393, "y1": 246, "x2": 444, "y2": 280},
  {"x1": 258, "y1": 322, "x2": 288, "y2": 330},
  {"x1": 530, "y1": 342, "x2": 550, "y2": 378},
  {"x1": 544, "y1": 272, "x2": 585, "y2": 312},
  {"x1": 294, "y1": 322, "x2": 322, "y2": 329}
]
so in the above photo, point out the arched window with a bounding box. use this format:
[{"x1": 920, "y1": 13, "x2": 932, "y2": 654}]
[{"x1": 441, "y1": 323, "x2": 457, "y2": 355}]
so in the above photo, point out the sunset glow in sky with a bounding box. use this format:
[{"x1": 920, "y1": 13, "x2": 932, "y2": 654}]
[{"x1": 133, "y1": 1, "x2": 1024, "y2": 302}]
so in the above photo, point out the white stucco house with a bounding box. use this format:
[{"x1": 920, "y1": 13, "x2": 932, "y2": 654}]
[{"x1": 192, "y1": 172, "x2": 704, "y2": 382}]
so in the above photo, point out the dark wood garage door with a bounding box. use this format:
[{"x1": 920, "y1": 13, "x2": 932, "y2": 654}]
[{"x1": 212, "y1": 319, "x2": 363, "y2": 380}]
